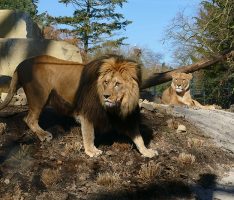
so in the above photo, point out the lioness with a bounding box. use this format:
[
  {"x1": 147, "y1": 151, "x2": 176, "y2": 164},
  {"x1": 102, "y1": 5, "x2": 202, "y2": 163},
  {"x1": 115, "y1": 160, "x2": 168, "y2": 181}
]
[
  {"x1": 0, "y1": 55, "x2": 157, "y2": 158},
  {"x1": 161, "y1": 72, "x2": 215, "y2": 109}
]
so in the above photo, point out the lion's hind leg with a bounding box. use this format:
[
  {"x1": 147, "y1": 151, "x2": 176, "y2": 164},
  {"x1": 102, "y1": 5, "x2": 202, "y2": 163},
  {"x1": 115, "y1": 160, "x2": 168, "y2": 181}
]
[
  {"x1": 24, "y1": 110, "x2": 53, "y2": 142},
  {"x1": 192, "y1": 99, "x2": 216, "y2": 110},
  {"x1": 23, "y1": 85, "x2": 53, "y2": 142}
]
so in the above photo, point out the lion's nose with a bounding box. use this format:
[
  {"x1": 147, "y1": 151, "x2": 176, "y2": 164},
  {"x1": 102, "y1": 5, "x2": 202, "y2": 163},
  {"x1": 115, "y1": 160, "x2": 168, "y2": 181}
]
[{"x1": 104, "y1": 94, "x2": 110, "y2": 99}]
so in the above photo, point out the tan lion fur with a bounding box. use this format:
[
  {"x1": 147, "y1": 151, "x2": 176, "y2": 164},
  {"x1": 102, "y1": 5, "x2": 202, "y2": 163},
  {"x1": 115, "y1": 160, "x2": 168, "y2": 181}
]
[
  {"x1": 97, "y1": 57, "x2": 140, "y2": 117},
  {"x1": 0, "y1": 55, "x2": 157, "y2": 158},
  {"x1": 161, "y1": 72, "x2": 216, "y2": 109}
]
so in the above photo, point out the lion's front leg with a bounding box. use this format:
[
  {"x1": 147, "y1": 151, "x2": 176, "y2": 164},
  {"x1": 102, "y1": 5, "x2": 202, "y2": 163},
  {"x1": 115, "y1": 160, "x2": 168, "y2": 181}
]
[
  {"x1": 127, "y1": 129, "x2": 158, "y2": 158},
  {"x1": 79, "y1": 115, "x2": 102, "y2": 157}
]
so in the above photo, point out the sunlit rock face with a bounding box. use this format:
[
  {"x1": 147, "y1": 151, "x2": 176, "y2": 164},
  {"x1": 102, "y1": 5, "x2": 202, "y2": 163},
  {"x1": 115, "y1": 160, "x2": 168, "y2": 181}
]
[
  {"x1": 0, "y1": 9, "x2": 42, "y2": 38},
  {"x1": 0, "y1": 10, "x2": 82, "y2": 103}
]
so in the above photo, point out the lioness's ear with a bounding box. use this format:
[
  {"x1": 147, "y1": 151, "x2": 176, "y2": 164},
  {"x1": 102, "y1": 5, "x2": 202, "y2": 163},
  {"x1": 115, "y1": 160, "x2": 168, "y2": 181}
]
[
  {"x1": 171, "y1": 72, "x2": 178, "y2": 78},
  {"x1": 187, "y1": 73, "x2": 193, "y2": 80}
]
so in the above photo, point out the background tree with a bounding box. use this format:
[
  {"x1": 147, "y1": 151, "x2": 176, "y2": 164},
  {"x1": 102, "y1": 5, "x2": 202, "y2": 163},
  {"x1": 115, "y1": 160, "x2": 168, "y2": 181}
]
[
  {"x1": 0, "y1": 0, "x2": 54, "y2": 27},
  {"x1": 56, "y1": 0, "x2": 131, "y2": 55},
  {"x1": 0, "y1": 0, "x2": 39, "y2": 20},
  {"x1": 163, "y1": 0, "x2": 234, "y2": 107}
]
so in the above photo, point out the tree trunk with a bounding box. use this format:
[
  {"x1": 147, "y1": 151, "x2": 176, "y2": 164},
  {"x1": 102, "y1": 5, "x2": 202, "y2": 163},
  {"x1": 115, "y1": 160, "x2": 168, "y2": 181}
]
[
  {"x1": 83, "y1": 0, "x2": 91, "y2": 54},
  {"x1": 141, "y1": 50, "x2": 234, "y2": 89}
]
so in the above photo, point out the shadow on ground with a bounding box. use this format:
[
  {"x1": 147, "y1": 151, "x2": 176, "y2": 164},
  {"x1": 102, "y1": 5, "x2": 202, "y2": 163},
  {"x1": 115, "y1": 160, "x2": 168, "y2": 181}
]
[{"x1": 0, "y1": 106, "x2": 233, "y2": 199}]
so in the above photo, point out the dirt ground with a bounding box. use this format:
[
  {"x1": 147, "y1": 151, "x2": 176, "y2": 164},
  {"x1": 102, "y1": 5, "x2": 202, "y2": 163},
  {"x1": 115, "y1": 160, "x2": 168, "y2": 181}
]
[{"x1": 0, "y1": 106, "x2": 233, "y2": 200}]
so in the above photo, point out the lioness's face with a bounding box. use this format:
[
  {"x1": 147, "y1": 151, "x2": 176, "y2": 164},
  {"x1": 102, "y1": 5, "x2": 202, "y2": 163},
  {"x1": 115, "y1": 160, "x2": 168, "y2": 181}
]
[
  {"x1": 171, "y1": 72, "x2": 193, "y2": 93},
  {"x1": 98, "y1": 72, "x2": 125, "y2": 109}
]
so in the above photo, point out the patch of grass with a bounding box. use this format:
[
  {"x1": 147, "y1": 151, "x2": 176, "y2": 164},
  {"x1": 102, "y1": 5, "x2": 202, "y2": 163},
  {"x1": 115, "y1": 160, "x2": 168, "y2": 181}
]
[
  {"x1": 112, "y1": 142, "x2": 133, "y2": 151},
  {"x1": 11, "y1": 144, "x2": 31, "y2": 160},
  {"x1": 58, "y1": 129, "x2": 82, "y2": 156},
  {"x1": 0, "y1": 122, "x2": 6, "y2": 134},
  {"x1": 138, "y1": 161, "x2": 161, "y2": 181},
  {"x1": 12, "y1": 184, "x2": 23, "y2": 200},
  {"x1": 187, "y1": 138, "x2": 204, "y2": 148},
  {"x1": 177, "y1": 153, "x2": 196, "y2": 165},
  {"x1": 64, "y1": 140, "x2": 82, "y2": 154},
  {"x1": 35, "y1": 191, "x2": 68, "y2": 200},
  {"x1": 96, "y1": 172, "x2": 120, "y2": 188},
  {"x1": 41, "y1": 168, "x2": 61, "y2": 187}
]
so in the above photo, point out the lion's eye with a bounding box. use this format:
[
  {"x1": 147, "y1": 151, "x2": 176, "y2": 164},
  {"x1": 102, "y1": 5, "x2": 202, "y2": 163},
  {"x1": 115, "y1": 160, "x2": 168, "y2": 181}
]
[
  {"x1": 104, "y1": 80, "x2": 108, "y2": 85},
  {"x1": 175, "y1": 79, "x2": 178, "y2": 81},
  {"x1": 115, "y1": 82, "x2": 120, "y2": 87}
]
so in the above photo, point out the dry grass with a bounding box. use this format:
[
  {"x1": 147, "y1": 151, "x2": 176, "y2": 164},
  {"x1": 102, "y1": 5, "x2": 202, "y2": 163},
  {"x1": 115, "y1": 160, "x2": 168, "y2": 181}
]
[
  {"x1": 112, "y1": 142, "x2": 133, "y2": 151},
  {"x1": 138, "y1": 161, "x2": 161, "y2": 181},
  {"x1": 41, "y1": 168, "x2": 61, "y2": 187},
  {"x1": 0, "y1": 122, "x2": 6, "y2": 134},
  {"x1": 166, "y1": 118, "x2": 178, "y2": 129},
  {"x1": 59, "y1": 128, "x2": 82, "y2": 155},
  {"x1": 187, "y1": 138, "x2": 205, "y2": 148},
  {"x1": 11, "y1": 144, "x2": 31, "y2": 160},
  {"x1": 64, "y1": 140, "x2": 82, "y2": 154},
  {"x1": 12, "y1": 184, "x2": 23, "y2": 200},
  {"x1": 1, "y1": 184, "x2": 24, "y2": 200},
  {"x1": 177, "y1": 153, "x2": 196, "y2": 165},
  {"x1": 35, "y1": 191, "x2": 68, "y2": 200},
  {"x1": 0, "y1": 106, "x2": 233, "y2": 199},
  {"x1": 96, "y1": 172, "x2": 120, "y2": 188}
]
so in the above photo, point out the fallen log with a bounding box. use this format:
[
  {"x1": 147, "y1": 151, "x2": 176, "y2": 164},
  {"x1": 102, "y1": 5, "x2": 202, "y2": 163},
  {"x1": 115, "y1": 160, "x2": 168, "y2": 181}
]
[{"x1": 141, "y1": 50, "x2": 234, "y2": 89}]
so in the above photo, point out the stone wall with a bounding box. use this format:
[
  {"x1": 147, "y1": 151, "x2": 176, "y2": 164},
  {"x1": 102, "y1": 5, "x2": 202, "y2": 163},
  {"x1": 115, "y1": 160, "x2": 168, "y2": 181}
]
[
  {"x1": 0, "y1": 10, "x2": 42, "y2": 38},
  {"x1": 0, "y1": 10, "x2": 82, "y2": 105},
  {"x1": 0, "y1": 39, "x2": 83, "y2": 76},
  {"x1": 0, "y1": 9, "x2": 83, "y2": 76}
]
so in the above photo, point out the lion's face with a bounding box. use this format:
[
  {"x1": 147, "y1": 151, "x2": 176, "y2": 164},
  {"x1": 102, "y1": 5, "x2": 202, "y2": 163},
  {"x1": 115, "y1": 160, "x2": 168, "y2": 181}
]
[
  {"x1": 171, "y1": 72, "x2": 193, "y2": 93},
  {"x1": 97, "y1": 57, "x2": 140, "y2": 117},
  {"x1": 99, "y1": 72, "x2": 125, "y2": 108}
]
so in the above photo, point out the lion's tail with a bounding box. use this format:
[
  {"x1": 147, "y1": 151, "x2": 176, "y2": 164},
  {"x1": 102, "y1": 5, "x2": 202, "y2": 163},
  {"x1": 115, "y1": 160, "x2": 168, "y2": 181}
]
[{"x1": 0, "y1": 72, "x2": 19, "y2": 110}]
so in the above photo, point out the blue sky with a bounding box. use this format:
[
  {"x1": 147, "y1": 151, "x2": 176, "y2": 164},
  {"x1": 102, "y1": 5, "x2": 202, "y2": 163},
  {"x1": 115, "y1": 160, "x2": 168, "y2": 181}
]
[{"x1": 37, "y1": 0, "x2": 201, "y2": 65}]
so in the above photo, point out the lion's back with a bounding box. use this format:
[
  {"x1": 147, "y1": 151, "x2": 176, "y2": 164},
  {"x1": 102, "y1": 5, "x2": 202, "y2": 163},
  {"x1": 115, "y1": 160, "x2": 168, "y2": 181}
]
[{"x1": 16, "y1": 55, "x2": 84, "y2": 108}]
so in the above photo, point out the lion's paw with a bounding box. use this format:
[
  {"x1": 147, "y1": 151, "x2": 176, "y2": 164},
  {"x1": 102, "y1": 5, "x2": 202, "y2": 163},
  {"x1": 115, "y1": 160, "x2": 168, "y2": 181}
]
[
  {"x1": 37, "y1": 131, "x2": 53, "y2": 142},
  {"x1": 85, "y1": 147, "x2": 103, "y2": 157},
  {"x1": 182, "y1": 105, "x2": 190, "y2": 109},
  {"x1": 191, "y1": 106, "x2": 200, "y2": 110},
  {"x1": 141, "y1": 148, "x2": 158, "y2": 158}
]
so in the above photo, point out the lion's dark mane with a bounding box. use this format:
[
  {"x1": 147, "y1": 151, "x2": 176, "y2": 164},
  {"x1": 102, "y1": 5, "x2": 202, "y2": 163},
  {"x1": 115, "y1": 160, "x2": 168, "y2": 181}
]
[{"x1": 75, "y1": 55, "x2": 141, "y2": 132}]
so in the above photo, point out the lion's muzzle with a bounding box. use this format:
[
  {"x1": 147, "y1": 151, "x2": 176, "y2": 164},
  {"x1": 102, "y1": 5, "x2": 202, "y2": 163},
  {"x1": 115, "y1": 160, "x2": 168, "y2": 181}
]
[
  {"x1": 175, "y1": 86, "x2": 183, "y2": 93},
  {"x1": 104, "y1": 100, "x2": 117, "y2": 107}
]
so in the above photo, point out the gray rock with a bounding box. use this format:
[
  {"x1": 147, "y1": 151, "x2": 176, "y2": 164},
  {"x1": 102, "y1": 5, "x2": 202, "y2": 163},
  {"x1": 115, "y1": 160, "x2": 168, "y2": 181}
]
[
  {"x1": 0, "y1": 39, "x2": 82, "y2": 77},
  {"x1": 167, "y1": 105, "x2": 234, "y2": 153},
  {"x1": 0, "y1": 10, "x2": 42, "y2": 38},
  {"x1": 0, "y1": 10, "x2": 82, "y2": 77},
  {"x1": 1, "y1": 88, "x2": 27, "y2": 106}
]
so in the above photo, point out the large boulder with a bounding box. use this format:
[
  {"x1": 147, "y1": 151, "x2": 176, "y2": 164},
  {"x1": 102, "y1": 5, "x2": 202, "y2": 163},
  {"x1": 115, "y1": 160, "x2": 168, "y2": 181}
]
[
  {"x1": 0, "y1": 10, "x2": 82, "y2": 105},
  {"x1": 0, "y1": 10, "x2": 83, "y2": 106},
  {"x1": 0, "y1": 39, "x2": 83, "y2": 76},
  {"x1": 0, "y1": 9, "x2": 83, "y2": 76},
  {"x1": 0, "y1": 9, "x2": 42, "y2": 38},
  {"x1": 1, "y1": 88, "x2": 27, "y2": 106}
]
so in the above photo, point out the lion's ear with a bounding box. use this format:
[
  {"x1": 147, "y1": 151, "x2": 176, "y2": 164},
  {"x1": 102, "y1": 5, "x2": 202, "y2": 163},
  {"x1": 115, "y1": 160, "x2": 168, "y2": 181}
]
[
  {"x1": 187, "y1": 73, "x2": 193, "y2": 80},
  {"x1": 171, "y1": 72, "x2": 178, "y2": 78}
]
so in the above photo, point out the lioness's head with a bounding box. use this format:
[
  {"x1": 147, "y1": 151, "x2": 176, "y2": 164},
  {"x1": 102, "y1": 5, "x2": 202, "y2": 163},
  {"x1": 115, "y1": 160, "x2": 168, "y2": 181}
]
[
  {"x1": 171, "y1": 72, "x2": 193, "y2": 93},
  {"x1": 97, "y1": 56, "x2": 141, "y2": 117}
]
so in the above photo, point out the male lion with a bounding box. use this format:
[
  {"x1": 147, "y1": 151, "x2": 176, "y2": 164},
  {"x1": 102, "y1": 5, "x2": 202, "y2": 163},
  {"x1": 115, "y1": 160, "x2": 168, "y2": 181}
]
[
  {"x1": 161, "y1": 72, "x2": 215, "y2": 109},
  {"x1": 0, "y1": 55, "x2": 157, "y2": 158}
]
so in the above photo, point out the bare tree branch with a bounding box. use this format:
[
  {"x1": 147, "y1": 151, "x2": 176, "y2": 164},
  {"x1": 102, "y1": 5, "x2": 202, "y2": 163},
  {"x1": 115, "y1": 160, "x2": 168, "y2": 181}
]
[{"x1": 141, "y1": 50, "x2": 234, "y2": 89}]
